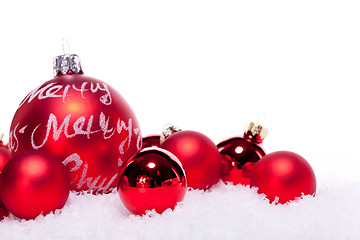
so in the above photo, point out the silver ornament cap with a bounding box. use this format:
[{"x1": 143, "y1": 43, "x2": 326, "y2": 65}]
[
  {"x1": 160, "y1": 124, "x2": 182, "y2": 144},
  {"x1": 53, "y1": 54, "x2": 82, "y2": 76}
]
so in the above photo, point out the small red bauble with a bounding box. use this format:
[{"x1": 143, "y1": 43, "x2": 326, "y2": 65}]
[
  {"x1": 0, "y1": 135, "x2": 11, "y2": 216},
  {"x1": 160, "y1": 126, "x2": 222, "y2": 190},
  {"x1": 0, "y1": 177, "x2": 9, "y2": 220},
  {"x1": 142, "y1": 135, "x2": 161, "y2": 149},
  {"x1": 118, "y1": 147, "x2": 186, "y2": 215},
  {"x1": 0, "y1": 151, "x2": 70, "y2": 220},
  {"x1": 250, "y1": 151, "x2": 316, "y2": 204},
  {"x1": 9, "y1": 54, "x2": 141, "y2": 193},
  {"x1": 217, "y1": 122, "x2": 267, "y2": 185},
  {"x1": 0, "y1": 143, "x2": 10, "y2": 173}
]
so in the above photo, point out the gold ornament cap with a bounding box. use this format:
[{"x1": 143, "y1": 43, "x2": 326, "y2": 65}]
[
  {"x1": 243, "y1": 121, "x2": 268, "y2": 144},
  {"x1": 160, "y1": 124, "x2": 181, "y2": 144},
  {"x1": 0, "y1": 133, "x2": 8, "y2": 146}
]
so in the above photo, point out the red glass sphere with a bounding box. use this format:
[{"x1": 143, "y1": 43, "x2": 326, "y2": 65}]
[
  {"x1": 9, "y1": 73, "x2": 141, "y2": 193},
  {"x1": 218, "y1": 137, "x2": 265, "y2": 185},
  {"x1": 161, "y1": 130, "x2": 221, "y2": 190},
  {"x1": 250, "y1": 151, "x2": 316, "y2": 204},
  {"x1": 0, "y1": 151, "x2": 70, "y2": 220},
  {"x1": 0, "y1": 144, "x2": 11, "y2": 172},
  {"x1": 118, "y1": 147, "x2": 186, "y2": 215},
  {"x1": 142, "y1": 135, "x2": 161, "y2": 149}
]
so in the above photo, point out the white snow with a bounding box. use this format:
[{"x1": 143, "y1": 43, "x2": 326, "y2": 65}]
[{"x1": 0, "y1": 175, "x2": 359, "y2": 240}]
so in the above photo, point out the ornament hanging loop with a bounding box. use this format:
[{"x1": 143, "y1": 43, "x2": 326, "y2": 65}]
[
  {"x1": 62, "y1": 38, "x2": 70, "y2": 56},
  {"x1": 160, "y1": 124, "x2": 181, "y2": 144},
  {"x1": 53, "y1": 40, "x2": 82, "y2": 76}
]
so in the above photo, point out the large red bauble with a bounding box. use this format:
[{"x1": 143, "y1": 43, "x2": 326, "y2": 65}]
[
  {"x1": 218, "y1": 137, "x2": 265, "y2": 185},
  {"x1": 118, "y1": 147, "x2": 186, "y2": 215},
  {"x1": 161, "y1": 130, "x2": 222, "y2": 190},
  {"x1": 0, "y1": 151, "x2": 70, "y2": 220},
  {"x1": 250, "y1": 151, "x2": 316, "y2": 204},
  {"x1": 9, "y1": 72, "x2": 141, "y2": 193}
]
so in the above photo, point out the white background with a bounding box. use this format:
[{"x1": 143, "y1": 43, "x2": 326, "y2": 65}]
[{"x1": 0, "y1": 0, "x2": 359, "y2": 180}]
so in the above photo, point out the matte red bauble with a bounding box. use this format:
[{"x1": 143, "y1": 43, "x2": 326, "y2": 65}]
[
  {"x1": 218, "y1": 122, "x2": 267, "y2": 185},
  {"x1": 9, "y1": 54, "x2": 141, "y2": 193},
  {"x1": 250, "y1": 151, "x2": 316, "y2": 204},
  {"x1": 160, "y1": 126, "x2": 221, "y2": 190},
  {"x1": 0, "y1": 151, "x2": 70, "y2": 220},
  {"x1": 118, "y1": 147, "x2": 186, "y2": 215},
  {"x1": 142, "y1": 135, "x2": 161, "y2": 149}
]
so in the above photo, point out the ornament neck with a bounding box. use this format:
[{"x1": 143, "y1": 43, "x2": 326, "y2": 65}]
[
  {"x1": 0, "y1": 133, "x2": 8, "y2": 146},
  {"x1": 243, "y1": 121, "x2": 268, "y2": 144},
  {"x1": 160, "y1": 125, "x2": 181, "y2": 144},
  {"x1": 53, "y1": 54, "x2": 83, "y2": 76}
]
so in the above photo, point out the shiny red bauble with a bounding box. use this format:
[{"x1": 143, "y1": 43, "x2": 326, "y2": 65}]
[
  {"x1": 9, "y1": 57, "x2": 141, "y2": 193},
  {"x1": 250, "y1": 151, "x2": 316, "y2": 204},
  {"x1": 142, "y1": 135, "x2": 161, "y2": 149},
  {"x1": 0, "y1": 151, "x2": 70, "y2": 220},
  {"x1": 0, "y1": 143, "x2": 10, "y2": 172},
  {"x1": 118, "y1": 147, "x2": 186, "y2": 215},
  {"x1": 0, "y1": 140, "x2": 10, "y2": 217},
  {"x1": 0, "y1": 176, "x2": 7, "y2": 213},
  {"x1": 218, "y1": 138, "x2": 265, "y2": 185},
  {"x1": 161, "y1": 130, "x2": 222, "y2": 190}
]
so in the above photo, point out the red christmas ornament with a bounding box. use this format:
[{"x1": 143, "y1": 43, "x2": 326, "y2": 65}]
[
  {"x1": 0, "y1": 134, "x2": 11, "y2": 172},
  {"x1": 0, "y1": 151, "x2": 70, "y2": 220},
  {"x1": 9, "y1": 54, "x2": 141, "y2": 193},
  {"x1": 218, "y1": 121, "x2": 267, "y2": 185},
  {"x1": 250, "y1": 151, "x2": 316, "y2": 204},
  {"x1": 142, "y1": 135, "x2": 161, "y2": 149},
  {"x1": 118, "y1": 147, "x2": 186, "y2": 215},
  {"x1": 160, "y1": 126, "x2": 222, "y2": 190},
  {"x1": 0, "y1": 176, "x2": 9, "y2": 220}
]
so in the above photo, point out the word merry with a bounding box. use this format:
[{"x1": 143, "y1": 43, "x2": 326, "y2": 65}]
[
  {"x1": 18, "y1": 80, "x2": 112, "y2": 108},
  {"x1": 10, "y1": 112, "x2": 142, "y2": 155}
]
